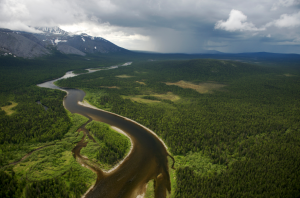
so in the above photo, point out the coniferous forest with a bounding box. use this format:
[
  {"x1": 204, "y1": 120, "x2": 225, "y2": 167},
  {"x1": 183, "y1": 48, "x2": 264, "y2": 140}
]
[
  {"x1": 85, "y1": 121, "x2": 130, "y2": 165},
  {"x1": 0, "y1": 52, "x2": 300, "y2": 197},
  {"x1": 56, "y1": 58, "x2": 300, "y2": 197},
  {"x1": 0, "y1": 54, "x2": 133, "y2": 197}
]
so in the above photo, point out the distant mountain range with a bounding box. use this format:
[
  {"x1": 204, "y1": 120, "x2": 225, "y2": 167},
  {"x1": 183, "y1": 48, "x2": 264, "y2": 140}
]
[
  {"x1": 1, "y1": 27, "x2": 299, "y2": 60},
  {"x1": 0, "y1": 27, "x2": 127, "y2": 58}
]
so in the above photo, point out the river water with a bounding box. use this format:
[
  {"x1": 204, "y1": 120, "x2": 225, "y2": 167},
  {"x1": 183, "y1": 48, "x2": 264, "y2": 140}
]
[{"x1": 37, "y1": 63, "x2": 171, "y2": 198}]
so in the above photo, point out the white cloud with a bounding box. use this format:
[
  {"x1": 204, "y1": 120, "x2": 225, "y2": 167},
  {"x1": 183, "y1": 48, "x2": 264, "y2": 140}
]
[
  {"x1": 0, "y1": 21, "x2": 42, "y2": 33},
  {"x1": 269, "y1": 40, "x2": 300, "y2": 45},
  {"x1": 271, "y1": 0, "x2": 299, "y2": 11},
  {"x1": 0, "y1": 0, "x2": 299, "y2": 53},
  {"x1": 215, "y1": 9, "x2": 265, "y2": 32},
  {"x1": 60, "y1": 22, "x2": 151, "y2": 50},
  {"x1": 267, "y1": 11, "x2": 300, "y2": 28},
  {"x1": 61, "y1": 22, "x2": 149, "y2": 41},
  {"x1": 267, "y1": 34, "x2": 271, "y2": 37}
]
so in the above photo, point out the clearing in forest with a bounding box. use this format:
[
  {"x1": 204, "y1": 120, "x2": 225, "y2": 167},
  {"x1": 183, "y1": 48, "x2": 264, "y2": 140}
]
[
  {"x1": 122, "y1": 92, "x2": 180, "y2": 104},
  {"x1": 122, "y1": 96, "x2": 161, "y2": 104},
  {"x1": 100, "y1": 86, "x2": 120, "y2": 89},
  {"x1": 24, "y1": 150, "x2": 73, "y2": 181},
  {"x1": 165, "y1": 80, "x2": 226, "y2": 94},
  {"x1": 151, "y1": 92, "x2": 180, "y2": 101},
  {"x1": 116, "y1": 74, "x2": 134, "y2": 78},
  {"x1": 136, "y1": 81, "x2": 146, "y2": 85},
  {"x1": 284, "y1": 74, "x2": 296, "y2": 77},
  {"x1": 134, "y1": 71, "x2": 147, "y2": 74},
  {"x1": 1, "y1": 101, "x2": 18, "y2": 115}
]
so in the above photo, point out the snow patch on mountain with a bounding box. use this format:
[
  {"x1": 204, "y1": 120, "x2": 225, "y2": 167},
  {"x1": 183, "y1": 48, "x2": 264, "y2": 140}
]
[
  {"x1": 35, "y1": 26, "x2": 68, "y2": 35},
  {"x1": 0, "y1": 27, "x2": 127, "y2": 58},
  {"x1": 54, "y1": 39, "x2": 67, "y2": 44}
]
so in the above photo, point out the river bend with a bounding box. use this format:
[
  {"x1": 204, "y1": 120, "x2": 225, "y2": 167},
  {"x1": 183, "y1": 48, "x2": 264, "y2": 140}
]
[{"x1": 37, "y1": 63, "x2": 171, "y2": 198}]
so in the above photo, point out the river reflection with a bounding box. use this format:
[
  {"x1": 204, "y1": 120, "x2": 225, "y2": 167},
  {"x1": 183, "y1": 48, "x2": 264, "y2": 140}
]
[{"x1": 37, "y1": 62, "x2": 171, "y2": 198}]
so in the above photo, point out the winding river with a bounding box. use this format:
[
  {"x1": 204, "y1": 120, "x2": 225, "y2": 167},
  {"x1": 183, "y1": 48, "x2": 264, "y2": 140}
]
[{"x1": 37, "y1": 63, "x2": 172, "y2": 198}]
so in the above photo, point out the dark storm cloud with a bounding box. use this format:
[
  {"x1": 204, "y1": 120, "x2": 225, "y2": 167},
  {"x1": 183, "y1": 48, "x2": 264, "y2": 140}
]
[{"x1": 1, "y1": 0, "x2": 300, "y2": 53}]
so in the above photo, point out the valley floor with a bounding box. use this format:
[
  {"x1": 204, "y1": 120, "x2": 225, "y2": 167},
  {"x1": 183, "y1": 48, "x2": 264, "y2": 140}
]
[
  {"x1": 56, "y1": 59, "x2": 300, "y2": 197},
  {"x1": 1, "y1": 57, "x2": 300, "y2": 198}
]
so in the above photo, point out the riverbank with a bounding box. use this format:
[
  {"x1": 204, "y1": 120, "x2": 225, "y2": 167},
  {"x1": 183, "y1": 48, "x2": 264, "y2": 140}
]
[
  {"x1": 107, "y1": 126, "x2": 133, "y2": 173},
  {"x1": 78, "y1": 120, "x2": 133, "y2": 174},
  {"x1": 78, "y1": 99, "x2": 169, "y2": 152},
  {"x1": 46, "y1": 62, "x2": 173, "y2": 198},
  {"x1": 78, "y1": 99, "x2": 172, "y2": 198},
  {"x1": 78, "y1": 100, "x2": 134, "y2": 173}
]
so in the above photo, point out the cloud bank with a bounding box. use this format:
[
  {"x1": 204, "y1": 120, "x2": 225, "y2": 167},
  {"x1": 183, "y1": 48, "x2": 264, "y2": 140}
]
[
  {"x1": 215, "y1": 10, "x2": 265, "y2": 32},
  {"x1": 0, "y1": 0, "x2": 300, "y2": 53},
  {"x1": 267, "y1": 11, "x2": 300, "y2": 28}
]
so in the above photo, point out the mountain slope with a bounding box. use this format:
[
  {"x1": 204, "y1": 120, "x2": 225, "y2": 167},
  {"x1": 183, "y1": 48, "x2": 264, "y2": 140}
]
[
  {"x1": 0, "y1": 29, "x2": 50, "y2": 58},
  {"x1": 0, "y1": 27, "x2": 127, "y2": 58},
  {"x1": 57, "y1": 43, "x2": 86, "y2": 56},
  {"x1": 63, "y1": 34, "x2": 123, "y2": 53}
]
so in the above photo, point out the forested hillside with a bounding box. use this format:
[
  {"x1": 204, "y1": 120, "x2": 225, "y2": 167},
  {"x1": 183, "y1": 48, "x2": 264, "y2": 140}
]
[
  {"x1": 56, "y1": 59, "x2": 300, "y2": 197},
  {"x1": 0, "y1": 53, "x2": 131, "y2": 93},
  {"x1": 0, "y1": 87, "x2": 69, "y2": 144},
  {"x1": 0, "y1": 53, "x2": 133, "y2": 197},
  {"x1": 1, "y1": 52, "x2": 300, "y2": 197}
]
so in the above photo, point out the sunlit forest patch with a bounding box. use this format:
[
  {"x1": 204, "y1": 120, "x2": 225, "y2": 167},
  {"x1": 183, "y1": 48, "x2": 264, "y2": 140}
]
[
  {"x1": 136, "y1": 81, "x2": 146, "y2": 85},
  {"x1": 122, "y1": 95, "x2": 161, "y2": 103},
  {"x1": 122, "y1": 92, "x2": 180, "y2": 104},
  {"x1": 151, "y1": 92, "x2": 180, "y2": 101},
  {"x1": 284, "y1": 73, "x2": 296, "y2": 77},
  {"x1": 11, "y1": 112, "x2": 88, "y2": 180},
  {"x1": 100, "y1": 86, "x2": 120, "y2": 89},
  {"x1": 1, "y1": 111, "x2": 97, "y2": 198},
  {"x1": 165, "y1": 80, "x2": 226, "y2": 94},
  {"x1": 115, "y1": 74, "x2": 135, "y2": 78},
  {"x1": 17, "y1": 149, "x2": 73, "y2": 181},
  {"x1": 134, "y1": 71, "x2": 147, "y2": 74},
  {"x1": 1, "y1": 101, "x2": 18, "y2": 115}
]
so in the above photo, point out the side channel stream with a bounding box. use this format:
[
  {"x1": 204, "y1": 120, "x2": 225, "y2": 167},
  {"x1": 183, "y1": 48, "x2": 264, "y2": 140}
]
[{"x1": 37, "y1": 63, "x2": 173, "y2": 198}]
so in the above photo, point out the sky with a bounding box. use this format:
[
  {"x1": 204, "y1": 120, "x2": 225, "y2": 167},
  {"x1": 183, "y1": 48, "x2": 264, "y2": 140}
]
[{"x1": 1, "y1": 0, "x2": 300, "y2": 53}]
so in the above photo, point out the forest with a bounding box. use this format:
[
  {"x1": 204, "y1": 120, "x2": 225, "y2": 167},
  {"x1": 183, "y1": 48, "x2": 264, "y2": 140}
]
[
  {"x1": 56, "y1": 58, "x2": 300, "y2": 197},
  {"x1": 1, "y1": 51, "x2": 300, "y2": 197},
  {"x1": 80, "y1": 121, "x2": 130, "y2": 170},
  {"x1": 0, "y1": 110, "x2": 96, "y2": 198},
  {"x1": 0, "y1": 53, "x2": 133, "y2": 197},
  {"x1": 0, "y1": 96, "x2": 131, "y2": 197}
]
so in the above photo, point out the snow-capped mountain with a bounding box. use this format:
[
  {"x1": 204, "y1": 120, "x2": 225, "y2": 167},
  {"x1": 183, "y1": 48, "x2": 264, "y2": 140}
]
[
  {"x1": 0, "y1": 27, "x2": 127, "y2": 58},
  {"x1": 35, "y1": 26, "x2": 69, "y2": 35}
]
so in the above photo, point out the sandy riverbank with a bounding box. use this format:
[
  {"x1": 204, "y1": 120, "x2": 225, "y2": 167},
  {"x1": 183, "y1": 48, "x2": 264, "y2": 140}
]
[
  {"x1": 78, "y1": 99, "x2": 171, "y2": 198},
  {"x1": 78, "y1": 100, "x2": 169, "y2": 151},
  {"x1": 77, "y1": 100, "x2": 134, "y2": 174}
]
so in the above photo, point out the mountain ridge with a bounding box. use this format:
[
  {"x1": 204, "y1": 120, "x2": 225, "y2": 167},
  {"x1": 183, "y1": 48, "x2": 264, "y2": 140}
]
[{"x1": 0, "y1": 27, "x2": 127, "y2": 58}]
